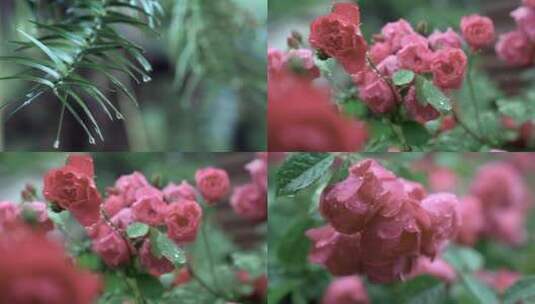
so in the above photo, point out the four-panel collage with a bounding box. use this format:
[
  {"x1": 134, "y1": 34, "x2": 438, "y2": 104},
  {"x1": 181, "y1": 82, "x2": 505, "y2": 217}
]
[{"x1": 1, "y1": 0, "x2": 535, "y2": 303}]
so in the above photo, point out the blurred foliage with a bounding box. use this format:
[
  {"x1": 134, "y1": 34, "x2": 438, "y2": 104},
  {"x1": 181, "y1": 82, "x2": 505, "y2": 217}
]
[{"x1": 269, "y1": 152, "x2": 535, "y2": 304}]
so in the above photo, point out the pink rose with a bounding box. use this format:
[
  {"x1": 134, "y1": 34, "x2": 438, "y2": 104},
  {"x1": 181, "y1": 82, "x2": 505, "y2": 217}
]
[
  {"x1": 496, "y1": 30, "x2": 534, "y2": 67},
  {"x1": 397, "y1": 43, "x2": 433, "y2": 74},
  {"x1": 428, "y1": 28, "x2": 463, "y2": 50},
  {"x1": 110, "y1": 208, "x2": 134, "y2": 230},
  {"x1": 245, "y1": 158, "x2": 267, "y2": 192},
  {"x1": 404, "y1": 86, "x2": 440, "y2": 124},
  {"x1": 102, "y1": 195, "x2": 126, "y2": 217},
  {"x1": 400, "y1": 178, "x2": 427, "y2": 200},
  {"x1": 369, "y1": 42, "x2": 392, "y2": 64},
  {"x1": 0, "y1": 225, "x2": 102, "y2": 304},
  {"x1": 430, "y1": 47, "x2": 468, "y2": 90},
  {"x1": 284, "y1": 49, "x2": 321, "y2": 79},
  {"x1": 381, "y1": 19, "x2": 416, "y2": 52},
  {"x1": 309, "y1": 3, "x2": 368, "y2": 74},
  {"x1": 306, "y1": 225, "x2": 362, "y2": 276},
  {"x1": 401, "y1": 33, "x2": 429, "y2": 47},
  {"x1": 165, "y1": 200, "x2": 203, "y2": 244},
  {"x1": 428, "y1": 167, "x2": 457, "y2": 192},
  {"x1": 25, "y1": 201, "x2": 54, "y2": 232},
  {"x1": 163, "y1": 181, "x2": 197, "y2": 203},
  {"x1": 408, "y1": 257, "x2": 457, "y2": 283},
  {"x1": 195, "y1": 167, "x2": 230, "y2": 204},
  {"x1": 322, "y1": 276, "x2": 369, "y2": 304},
  {"x1": 377, "y1": 55, "x2": 400, "y2": 77},
  {"x1": 456, "y1": 196, "x2": 484, "y2": 246},
  {"x1": 420, "y1": 193, "x2": 461, "y2": 257},
  {"x1": 43, "y1": 154, "x2": 101, "y2": 227},
  {"x1": 139, "y1": 239, "x2": 174, "y2": 277},
  {"x1": 114, "y1": 172, "x2": 150, "y2": 205},
  {"x1": 230, "y1": 183, "x2": 267, "y2": 222},
  {"x1": 512, "y1": 6, "x2": 535, "y2": 42},
  {"x1": 132, "y1": 187, "x2": 167, "y2": 225},
  {"x1": 460, "y1": 14, "x2": 495, "y2": 50},
  {"x1": 89, "y1": 221, "x2": 131, "y2": 267},
  {"x1": 268, "y1": 48, "x2": 285, "y2": 78},
  {"x1": 358, "y1": 75, "x2": 396, "y2": 114},
  {"x1": 0, "y1": 201, "x2": 20, "y2": 230},
  {"x1": 477, "y1": 270, "x2": 521, "y2": 294}
]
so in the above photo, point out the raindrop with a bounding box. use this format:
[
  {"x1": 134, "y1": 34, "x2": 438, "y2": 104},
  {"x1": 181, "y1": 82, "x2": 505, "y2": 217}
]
[
  {"x1": 53, "y1": 140, "x2": 60, "y2": 149},
  {"x1": 89, "y1": 137, "x2": 96, "y2": 145},
  {"x1": 26, "y1": 92, "x2": 35, "y2": 98},
  {"x1": 116, "y1": 112, "x2": 124, "y2": 120},
  {"x1": 142, "y1": 75, "x2": 152, "y2": 83}
]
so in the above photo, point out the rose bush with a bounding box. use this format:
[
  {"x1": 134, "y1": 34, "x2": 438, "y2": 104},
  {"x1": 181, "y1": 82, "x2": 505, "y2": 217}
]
[{"x1": 0, "y1": 153, "x2": 267, "y2": 304}]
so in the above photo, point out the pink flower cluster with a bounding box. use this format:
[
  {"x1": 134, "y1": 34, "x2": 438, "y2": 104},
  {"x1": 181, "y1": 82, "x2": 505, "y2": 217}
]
[
  {"x1": 322, "y1": 276, "x2": 369, "y2": 304},
  {"x1": 496, "y1": 2, "x2": 535, "y2": 67},
  {"x1": 307, "y1": 159, "x2": 461, "y2": 283},
  {"x1": 230, "y1": 153, "x2": 268, "y2": 221},
  {"x1": 469, "y1": 162, "x2": 532, "y2": 246},
  {"x1": 0, "y1": 201, "x2": 53, "y2": 233},
  {"x1": 357, "y1": 17, "x2": 478, "y2": 122},
  {"x1": 268, "y1": 48, "x2": 320, "y2": 80}
]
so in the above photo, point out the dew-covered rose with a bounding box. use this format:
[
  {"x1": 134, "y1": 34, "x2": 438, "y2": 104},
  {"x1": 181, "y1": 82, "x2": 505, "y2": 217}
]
[
  {"x1": 163, "y1": 181, "x2": 197, "y2": 203},
  {"x1": 403, "y1": 86, "x2": 440, "y2": 124},
  {"x1": 139, "y1": 239, "x2": 174, "y2": 277},
  {"x1": 195, "y1": 167, "x2": 230, "y2": 203},
  {"x1": 306, "y1": 225, "x2": 362, "y2": 276},
  {"x1": 269, "y1": 72, "x2": 368, "y2": 151},
  {"x1": 358, "y1": 75, "x2": 396, "y2": 114},
  {"x1": 430, "y1": 47, "x2": 468, "y2": 90},
  {"x1": 397, "y1": 43, "x2": 433, "y2": 74},
  {"x1": 230, "y1": 183, "x2": 267, "y2": 222},
  {"x1": 377, "y1": 55, "x2": 400, "y2": 77},
  {"x1": 88, "y1": 221, "x2": 131, "y2": 267},
  {"x1": 381, "y1": 19, "x2": 416, "y2": 52},
  {"x1": 0, "y1": 225, "x2": 101, "y2": 304},
  {"x1": 309, "y1": 3, "x2": 368, "y2": 74},
  {"x1": 43, "y1": 154, "x2": 101, "y2": 226},
  {"x1": 132, "y1": 186, "x2": 167, "y2": 225},
  {"x1": 460, "y1": 14, "x2": 495, "y2": 50},
  {"x1": 165, "y1": 200, "x2": 203, "y2": 244},
  {"x1": 428, "y1": 28, "x2": 463, "y2": 50},
  {"x1": 114, "y1": 171, "x2": 151, "y2": 205},
  {"x1": 496, "y1": 30, "x2": 534, "y2": 67},
  {"x1": 102, "y1": 194, "x2": 126, "y2": 217},
  {"x1": 370, "y1": 42, "x2": 392, "y2": 64},
  {"x1": 322, "y1": 276, "x2": 369, "y2": 304}
]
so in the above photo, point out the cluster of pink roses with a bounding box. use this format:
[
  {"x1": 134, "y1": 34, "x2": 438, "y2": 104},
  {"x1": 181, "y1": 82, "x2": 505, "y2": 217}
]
[
  {"x1": 307, "y1": 159, "x2": 461, "y2": 283},
  {"x1": 496, "y1": 0, "x2": 535, "y2": 67},
  {"x1": 230, "y1": 153, "x2": 268, "y2": 221}
]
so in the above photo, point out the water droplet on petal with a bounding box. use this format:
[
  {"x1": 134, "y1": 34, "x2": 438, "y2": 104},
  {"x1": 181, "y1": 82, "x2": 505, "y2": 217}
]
[
  {"x1": 142, "y1": 75, "x2": 152, "y2": 83},
  {"x1": 53, "y1": 140, "x2": 60, "y2": 149}
]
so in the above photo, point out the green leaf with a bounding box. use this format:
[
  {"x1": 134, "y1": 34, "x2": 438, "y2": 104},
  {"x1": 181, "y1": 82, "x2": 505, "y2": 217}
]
[
  {"x1": 276, "y1": 153, "x2": 335, "y2": 196},
  {"x1": 401, "y1": 121, "x2": 430, "y2": 147},
  {"x1": 276, "y1": 217, "x2": 316, "y2": 270},
  {"x1": 151, "y1": 229, "x2": 186, "y2": 267},
  {"x1": 460, "y1": 273, "x2": 499, "y2": 304},
  {"x1": 126, "y1": 222, "x2": 149, "y2": 238},
  {"x1": 443, "y1": 245, "x2": 484, "y2": 272},
  {"x1": 415, "y1": 75, "x2": 451, "y2": 114},
  {"x1": 503, "y1": 276, "x2": 535, "y2": 304},
  {"x1": 18, "y1": 29, "x2": 66, "y2": 73},
  {"x1": 393, "y1": 69, "x2": 415, "y2": 86},
  {"x1": 395, "y1": 276, "x2": 447, "y2": 304}
]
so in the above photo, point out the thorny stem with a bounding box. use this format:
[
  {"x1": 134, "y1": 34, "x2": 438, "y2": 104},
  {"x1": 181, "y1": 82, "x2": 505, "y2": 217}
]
[{"x1": 366, "y1": 54, "x2": 402, "y2": 103}]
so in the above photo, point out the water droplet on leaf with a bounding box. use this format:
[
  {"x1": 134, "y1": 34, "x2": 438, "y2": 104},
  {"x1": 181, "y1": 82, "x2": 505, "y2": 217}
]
[{"x1": 142, "y1": 75, "x2": 152, "y2": 83}]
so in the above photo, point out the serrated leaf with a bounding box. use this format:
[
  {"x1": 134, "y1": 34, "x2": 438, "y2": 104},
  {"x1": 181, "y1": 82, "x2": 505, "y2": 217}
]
[
  {"x1": 126, "y1": 222, "x2": 149, "y2": 238},
  {"x1": 276, "y1": 153, "x2": 335, "y2": 196},
  {"x1": 415, "y1": 76, "x2": 451, "y2": 113},
  {"x1": 393, "y1": 69, "x2": 415, "y2": 86},
  {"x1": 151, "y1": 229, "x2": 186, "y2": 267},
  {"x1": 401, "y1": 121, "x2": 430, "y2": 147},
  {"x1": 503, "y1": 276, "x2": 535, "y2": 304},
  {"x1": 276, "y1": 217, "x2": 316, "y2": 270}
]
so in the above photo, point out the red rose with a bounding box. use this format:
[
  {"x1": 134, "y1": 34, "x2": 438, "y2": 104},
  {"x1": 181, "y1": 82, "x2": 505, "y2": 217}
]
[
  {"x1": 131, "y1": 186, "x2": 167, "y2": 225},
  {"x1": 0, "y1": 225, "x2": 101, "y2": 304},
  {"x1": 43, "y1": 154, "x2": 101, "y2": 226},
  {"x1": 165, "y1": 200, "x2": 203, "y2": 244},
  {"x1": 309, "y1": 3, "x2": 367, "y2": 74},
  {"x1": 195, "y1": 167, "x2": 230, "y2": 204},
  {"x1": 268, "y1": 72, "x2": 368, "y2": 151},
  {"x1": 430, "y1": 47, "x2": 468, "y2": 90},
  {"x1": 460, "y1": 14, "x2": 495, "y2": 50}
]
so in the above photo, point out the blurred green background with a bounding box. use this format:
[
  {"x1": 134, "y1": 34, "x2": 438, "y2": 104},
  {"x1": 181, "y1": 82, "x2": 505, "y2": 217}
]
[{"x1": 0, "y1": 0, "x2": 267, "y2": 151}]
